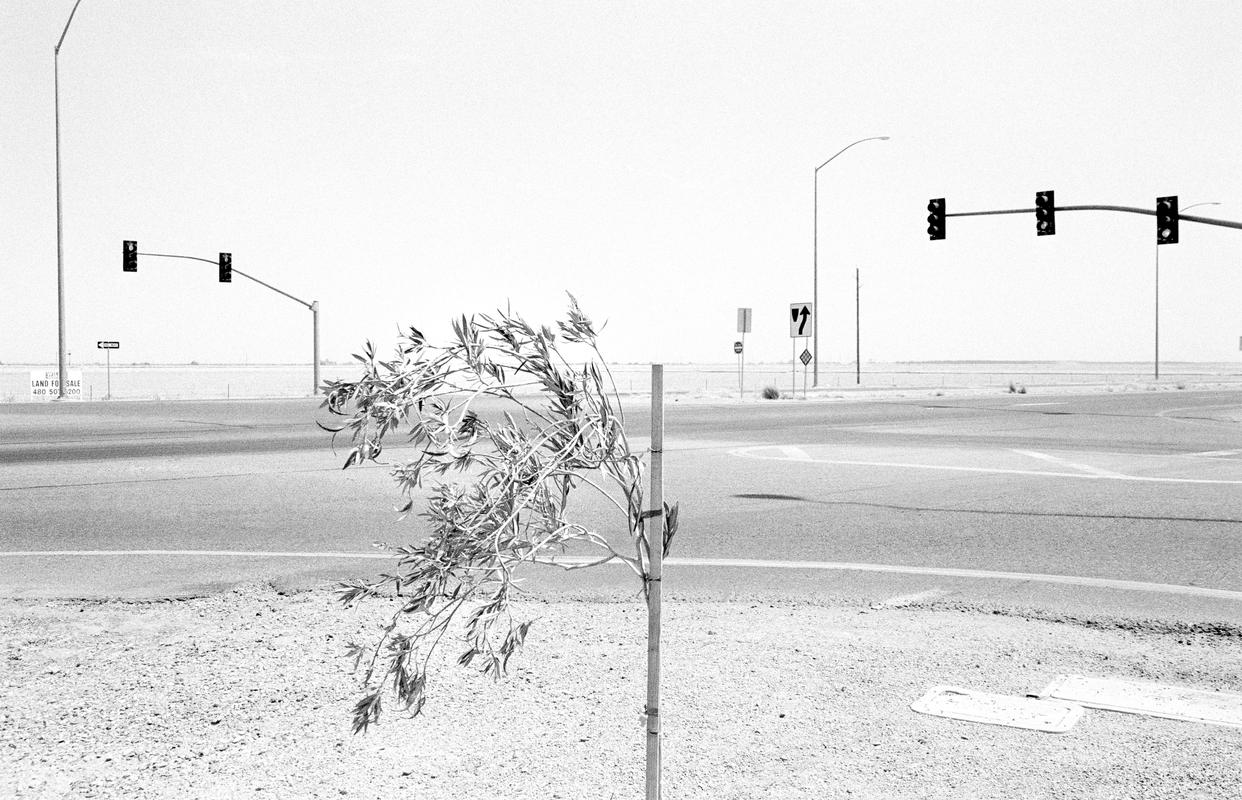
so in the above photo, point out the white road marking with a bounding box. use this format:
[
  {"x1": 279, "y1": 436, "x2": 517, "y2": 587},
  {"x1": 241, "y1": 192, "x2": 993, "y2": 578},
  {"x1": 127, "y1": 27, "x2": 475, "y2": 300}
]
[
  {"x1": 872, "y1": 588, "x2": 950, "y2": 608},
  {"x1": 3, "y1": 551, "x2": 1239, "y2": 601},
  {"x1": 1012, "y1": 449, "x2": 1128, "y2": 479},
  {"x1": 0, "y1": 549, "x2": 392, "y2": 559},
  {"x1": 731, "y1": 445, "x2": 1242, "y2": 485},
  {"x1": 1187, "y1": 449, "x2": 1242, "y2": 458},
  {"x1": 1156, "y1": 403, "x2": 1242, "y2": 428},
  {"x1": 1013, "y1": 402, "x2": 1066, "y2": 407},
  {"x1": 778, "y1": 445, "x2": 813, "y2": 461}
]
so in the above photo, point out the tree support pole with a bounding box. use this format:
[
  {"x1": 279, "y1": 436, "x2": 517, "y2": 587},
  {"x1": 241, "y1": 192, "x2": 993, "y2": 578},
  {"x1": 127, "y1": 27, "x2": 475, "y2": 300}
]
[{"x1": 645, "y1": 363, "x2": 665, "y2": 800}]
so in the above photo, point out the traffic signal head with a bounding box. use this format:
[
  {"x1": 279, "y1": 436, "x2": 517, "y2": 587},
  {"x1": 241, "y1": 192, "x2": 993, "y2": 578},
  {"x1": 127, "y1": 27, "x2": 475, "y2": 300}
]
[
  {"x1": 1035, "y1": 191, "x2": 1055, "y2": 236},
  {"x1": 1157, "y1": 196, "x2": 1179, "y2": 245},
  {"x1": 123, "y1": 240, "x2": 137, "y2": 272},
  {"x1": 219, "y1": 252, "x2": 232, "y2": 283},
  {"x1": 927, "y1": 198, "x2": 945, "y2": 240}
]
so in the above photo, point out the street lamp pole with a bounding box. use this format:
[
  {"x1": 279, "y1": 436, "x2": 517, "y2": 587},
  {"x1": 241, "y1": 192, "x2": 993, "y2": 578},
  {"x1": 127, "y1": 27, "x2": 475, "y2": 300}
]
[
  {"x1": 813, "y1": 135, "x2": 888, "y2": 387},
  {"x1": 54, "y1": 0, "x2": 86, "y2": 399}
]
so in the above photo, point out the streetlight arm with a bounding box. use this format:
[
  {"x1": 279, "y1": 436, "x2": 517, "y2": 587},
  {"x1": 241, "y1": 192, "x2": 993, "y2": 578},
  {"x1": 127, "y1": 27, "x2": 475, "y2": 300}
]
[
  {"x1": 55, "y1": 0, "x2": 86, "y2": 53},
  {"x1": 815, "y1": 136, "x2": 890, "y2": 173}
]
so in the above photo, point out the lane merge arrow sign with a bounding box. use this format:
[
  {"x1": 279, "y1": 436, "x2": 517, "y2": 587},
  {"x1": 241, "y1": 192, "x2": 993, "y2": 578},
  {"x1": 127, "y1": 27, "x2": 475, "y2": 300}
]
[{"x1": 790, "y1": 302, "x2": 812, "y2": 338}]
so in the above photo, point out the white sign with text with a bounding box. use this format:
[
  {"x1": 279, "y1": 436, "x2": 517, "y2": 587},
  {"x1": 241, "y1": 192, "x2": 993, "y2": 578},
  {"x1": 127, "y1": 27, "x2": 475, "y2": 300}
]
[{"x1": 30, "y1": 370, "x2": 82, "y2": 401}]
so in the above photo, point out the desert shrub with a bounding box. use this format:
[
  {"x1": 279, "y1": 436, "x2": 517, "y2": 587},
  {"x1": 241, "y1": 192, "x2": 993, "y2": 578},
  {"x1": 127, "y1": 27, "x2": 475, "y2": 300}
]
[
  {"x1": 320, "y1": 295, "x2": 677, "y2": 733},
  {"x1": 761, "y1": 385, "x2": 780, "y2": 400}
]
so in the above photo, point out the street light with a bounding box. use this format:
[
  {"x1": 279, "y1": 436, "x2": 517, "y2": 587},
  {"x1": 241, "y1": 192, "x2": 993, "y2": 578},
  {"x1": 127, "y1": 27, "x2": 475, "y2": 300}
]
[
  {"x1": 813, "y1": 135, "x2": 889, "y2": 387},
  {"x1": 54, "y1": 0, "x2": 87, "y2": 399},
  {"x1": 1154, "y1": 200, "x2": 1220, "y2": 380}
]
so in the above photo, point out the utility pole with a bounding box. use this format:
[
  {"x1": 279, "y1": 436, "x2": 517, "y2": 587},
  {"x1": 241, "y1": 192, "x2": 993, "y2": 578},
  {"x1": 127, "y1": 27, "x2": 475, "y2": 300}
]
[
  {"x1": 855, "y1": 268, "x2": 861, "y2": 385},
  {"x1": 54, "y1": 0, "x2": 87, "y2": 399}
]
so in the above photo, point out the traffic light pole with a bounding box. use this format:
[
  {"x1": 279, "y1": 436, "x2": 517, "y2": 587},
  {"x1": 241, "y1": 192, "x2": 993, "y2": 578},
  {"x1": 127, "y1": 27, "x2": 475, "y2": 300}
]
[
  {"x1": 945, "y1": 204, "x2": 1242, "y2": 231},
  {"x1": 132, "y1": 251, "x2": 321, "y2": 394},
  {"x1": 941, "y1": 201, "x2": 1242, "y2": 381}
]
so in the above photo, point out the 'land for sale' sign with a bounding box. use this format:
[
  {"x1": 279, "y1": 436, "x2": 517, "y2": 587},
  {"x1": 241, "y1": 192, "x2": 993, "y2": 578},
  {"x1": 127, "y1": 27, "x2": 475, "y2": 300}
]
[{"x1": 30, "y1": 370, "x2": 82, "y2": 401}]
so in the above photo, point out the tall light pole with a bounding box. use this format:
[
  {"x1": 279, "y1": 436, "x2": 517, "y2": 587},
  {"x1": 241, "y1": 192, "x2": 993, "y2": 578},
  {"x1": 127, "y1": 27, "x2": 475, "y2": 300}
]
[
  {"x1": 813, "y1": 135, "x2": 888, "y2": 386},
  {"x1": 1155, "y1": 200, "x2": 1220, "y2": 380},
  {"x1": 54, "y1": 0, "x2": 87, "y2": 399}
]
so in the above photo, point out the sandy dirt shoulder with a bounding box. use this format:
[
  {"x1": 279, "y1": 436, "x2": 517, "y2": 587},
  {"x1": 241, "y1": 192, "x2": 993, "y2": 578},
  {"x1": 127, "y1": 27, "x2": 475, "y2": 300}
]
[{"x1": 3, "y1": 584, "x2": 1240, "y2": 800}]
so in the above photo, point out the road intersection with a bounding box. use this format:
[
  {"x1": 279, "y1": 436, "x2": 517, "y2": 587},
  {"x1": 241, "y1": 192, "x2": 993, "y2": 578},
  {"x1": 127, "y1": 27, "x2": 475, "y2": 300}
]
[{"x1": 1, "y1": 388, "x2": 1239, "y2": 630}]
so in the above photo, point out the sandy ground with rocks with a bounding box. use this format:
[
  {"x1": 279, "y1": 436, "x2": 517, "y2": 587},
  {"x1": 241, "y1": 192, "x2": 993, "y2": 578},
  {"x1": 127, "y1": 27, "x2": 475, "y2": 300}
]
[{"x1": 3, "y1": 583, "x2": 1240, "y2": 800}]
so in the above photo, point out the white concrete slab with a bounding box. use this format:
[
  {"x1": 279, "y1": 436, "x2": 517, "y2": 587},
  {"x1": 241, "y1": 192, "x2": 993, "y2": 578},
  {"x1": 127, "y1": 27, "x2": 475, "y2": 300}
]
[
  {"x1": 1040, "y1": 675, "x2": 1242, "y2": 728},
  {"x1": 911, "y1": 686, "x2": 1083, "y2": 732}
]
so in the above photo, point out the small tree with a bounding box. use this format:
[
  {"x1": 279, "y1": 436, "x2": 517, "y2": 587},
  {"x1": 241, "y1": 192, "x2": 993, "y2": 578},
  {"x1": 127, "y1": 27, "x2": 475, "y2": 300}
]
[{"x1": 321, "y1": 295, "x2": 677, "y2": 734}]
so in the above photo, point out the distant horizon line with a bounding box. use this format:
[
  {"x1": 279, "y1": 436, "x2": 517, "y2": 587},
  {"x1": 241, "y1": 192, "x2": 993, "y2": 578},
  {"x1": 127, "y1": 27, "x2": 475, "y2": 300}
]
[{"x1": 3, "y1": 359, "x2": 1241, "y2": 368}]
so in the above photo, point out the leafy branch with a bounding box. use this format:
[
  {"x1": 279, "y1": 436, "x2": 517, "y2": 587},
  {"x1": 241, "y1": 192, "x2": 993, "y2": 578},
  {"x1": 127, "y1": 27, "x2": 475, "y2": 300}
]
[{"x1": 322, "y1": 294, "x2": 678, "y2": 733}]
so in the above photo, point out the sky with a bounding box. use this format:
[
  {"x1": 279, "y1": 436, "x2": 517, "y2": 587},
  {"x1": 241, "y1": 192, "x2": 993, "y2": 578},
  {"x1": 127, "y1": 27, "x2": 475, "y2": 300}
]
[{"x1": 4, "y1": 1, "x2": 1242, "y2": 367}]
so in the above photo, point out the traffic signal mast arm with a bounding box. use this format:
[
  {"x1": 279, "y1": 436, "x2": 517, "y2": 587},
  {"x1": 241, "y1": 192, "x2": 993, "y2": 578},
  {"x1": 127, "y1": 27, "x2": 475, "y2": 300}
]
[
  {"x1": 945, "y1": 204, "x2": 1242, "y2": 231},
  {"x1": 133, "y1": 251, "x2": 314, "y2": 309}
]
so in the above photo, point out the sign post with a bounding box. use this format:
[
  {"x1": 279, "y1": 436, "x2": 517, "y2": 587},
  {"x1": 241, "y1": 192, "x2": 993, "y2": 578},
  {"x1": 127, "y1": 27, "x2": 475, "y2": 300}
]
[
  {"x1": 736, "y1": 308, "x2": 752, "y2": 399},
  {"x1": 97, "y1": 341, "x2": 119, "y2": 399},
  {"x1": 800, "y1": 348, "x2": 812, "y2": 399},
  {"x1": 790, "y1": 303, "x2": 812, "y2": 397}
]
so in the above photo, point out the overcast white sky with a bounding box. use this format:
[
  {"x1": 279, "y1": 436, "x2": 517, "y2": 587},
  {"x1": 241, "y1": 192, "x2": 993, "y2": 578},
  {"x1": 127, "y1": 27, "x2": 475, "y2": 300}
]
[{"x1": 4, "y1": 1, "x2": 1242, "y2": 366}]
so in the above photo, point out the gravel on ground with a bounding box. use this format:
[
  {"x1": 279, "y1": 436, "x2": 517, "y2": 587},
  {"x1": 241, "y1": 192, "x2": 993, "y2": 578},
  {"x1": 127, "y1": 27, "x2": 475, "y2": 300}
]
[{"x1": 3, "y1": 583, "x2": 1240, "y2": 799}]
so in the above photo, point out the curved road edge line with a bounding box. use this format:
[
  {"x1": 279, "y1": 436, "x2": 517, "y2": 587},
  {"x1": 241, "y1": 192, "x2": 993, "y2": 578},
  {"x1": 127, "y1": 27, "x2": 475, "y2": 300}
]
[{"x1": 2, "y1": 550, "x2": 1238, "y2": 601}]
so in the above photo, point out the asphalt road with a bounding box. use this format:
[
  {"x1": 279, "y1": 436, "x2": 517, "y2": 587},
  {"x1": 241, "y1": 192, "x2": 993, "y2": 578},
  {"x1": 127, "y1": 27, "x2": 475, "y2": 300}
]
[{"x1": 2, "y1": 389, "x2": 1240, "y2": 629}]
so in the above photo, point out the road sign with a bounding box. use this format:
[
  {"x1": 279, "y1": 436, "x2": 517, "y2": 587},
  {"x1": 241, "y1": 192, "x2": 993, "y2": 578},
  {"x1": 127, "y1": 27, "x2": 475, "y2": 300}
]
[
  {"x1": 733, "y1": 341, "x2": 743, "y2": 354},
  {"x1": 736, "y1": 307, "x2": 752, "y2": 333},
  {"x1": 97, "y1": 341, "x2": 120, "y2": 349},
  {"x1": 799, "y1": 349, "x2": 812, "y2": 367},
  {"x1": 789, "y1": 302, "x2": 812, "y2": 338}
]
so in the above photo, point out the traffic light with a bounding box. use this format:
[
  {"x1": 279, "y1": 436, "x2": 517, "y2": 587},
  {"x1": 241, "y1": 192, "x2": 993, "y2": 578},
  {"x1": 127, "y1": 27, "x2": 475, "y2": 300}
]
[
  {"x1": 123, "y1": 240, "x2": 137, "y2": 272},
  {"x1": 927, "y1": 198, "x2": 945, "y2": 240},
  {"x1": 1156, "y1": 196, "x2": 1179, "y2": 245},
  {"x1": 219, "y1": 252, "x2": 232, "y2": 283},
  {"x1": 1035, "y1": 191, "x2": 1055, "y2": 236}
]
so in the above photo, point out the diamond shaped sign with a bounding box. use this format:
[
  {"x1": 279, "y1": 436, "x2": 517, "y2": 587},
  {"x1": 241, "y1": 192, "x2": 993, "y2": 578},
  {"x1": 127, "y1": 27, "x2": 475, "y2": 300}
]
[{"x1": 799, "y1": 349, "x2": 812, "y2": 367}]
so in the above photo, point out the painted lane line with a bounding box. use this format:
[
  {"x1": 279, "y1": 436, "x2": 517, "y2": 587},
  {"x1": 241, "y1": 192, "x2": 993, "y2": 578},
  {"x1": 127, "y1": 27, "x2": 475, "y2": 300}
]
[
  {"x1": 0, "y1": 550, "x2": 393, "y2": 559},
  {"x1": 654, "y1": 558, "x2": 1242, "y2": 601},
  {"x1": 1012, "y1": 449, "x2": 1128, "y2": 479},
  {"x1": 731, "y1": 446, "x2": 1242, "y2": 485},
  {"x1": 1013, "y1": 402, "x2": 1067, "y2": 407},
  {"x1": 4, "y1": 551, "x2": 1239, "y2": 601},
  {"x1": 1187, "y1": 449, "x2": 1242, "y2": 458}
]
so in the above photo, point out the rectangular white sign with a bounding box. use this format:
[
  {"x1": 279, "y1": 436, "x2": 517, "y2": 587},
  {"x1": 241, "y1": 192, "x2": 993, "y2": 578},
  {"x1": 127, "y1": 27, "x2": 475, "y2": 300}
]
[
  {"x1": 790, "y1": 302, "x2": 813, "y2": 338},
  {"x1": 736, "y1": 307, "x2": 752, "y2": 334},
  {"x1": 30, "y1": 370, "x2": 82, "y2": 401}
]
